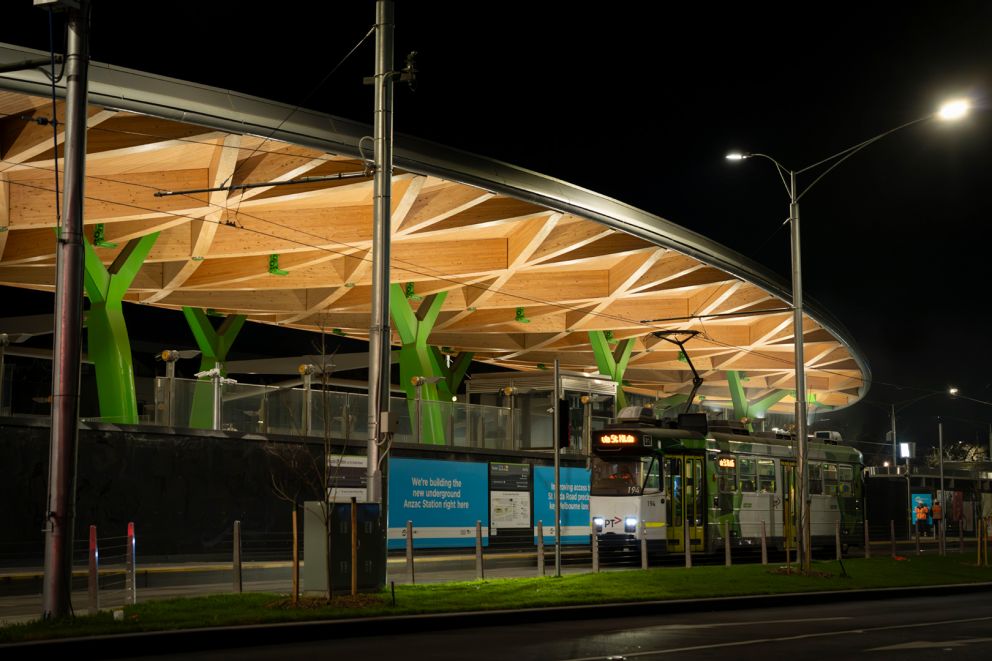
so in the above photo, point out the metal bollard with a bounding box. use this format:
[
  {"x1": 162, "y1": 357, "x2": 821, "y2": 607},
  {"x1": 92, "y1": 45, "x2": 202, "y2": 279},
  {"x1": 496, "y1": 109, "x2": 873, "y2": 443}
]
[
  {"x1": 641, "y1": 522, "x2": 648, "y2": 570},
  {"x1": 890, "y1": 520, "x2": 896, "y2": 558},
  {"x1": 785, "y1": 524, "x2": 793, "y2": 570},
  {"x1": 977, "y1": 515, "x2": 982, "y2": 566},
  {"x1": 915, "y1": 524, "x2": 921, "y2": 555},
  {"x1": 537, "y1": 521, "x2": 545, "y2": 576},
  {"x1": 233, "y1": 520, "x2": 243, "y2": 593},
  {"x1": 760, "y1": 521, "x2": 768, "y2": 565},
  {"x1": 724, "y1": 520, "x2": 731, "y2": 567},
  {"x1": 475, "y1": 520, "x2": 484, "y2": 579},
  {"x1": 291, "y1": 509, "x2": 299, "y2": 605},
  {"x1": 88, "y1": 525, "x2": 99, "y2": 615},
  {"x1": 684, "y1": 521, "x2": 692, "y2": 569},
  {"x1": 864, "y1": 521, "x2": 871, "y2": 559},
  {"x1": 591, "y1": 520, "x2": 599, "y2": 573},
  {"x1": 984, "y1": 516, "x2": 988, "y2": 566},
  {"x1": 959, "y1": 519, "x2": 964, "y2": 554},
  {"x1": 126, "y1": 522, "x2": 137, "y2": 605},
  {"x1": 350, "y1": 498, "x2": 358, "y2": 597},
  {"x1": 835, "y1": 519, "x2": 842, "y2": 561},
  {"x1": 406, "y1": 520, "x2": 415, "y2": 584}
]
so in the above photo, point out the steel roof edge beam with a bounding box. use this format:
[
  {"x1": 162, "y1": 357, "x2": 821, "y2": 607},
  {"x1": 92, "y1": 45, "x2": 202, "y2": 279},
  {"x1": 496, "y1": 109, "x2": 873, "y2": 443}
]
[{"x1": 0, "y1": 43, "x2": 870, "y2": 405}]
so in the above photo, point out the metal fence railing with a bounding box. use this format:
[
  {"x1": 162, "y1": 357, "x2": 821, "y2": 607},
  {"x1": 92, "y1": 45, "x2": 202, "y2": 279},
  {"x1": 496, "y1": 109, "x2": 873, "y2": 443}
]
[{"x1": 4, "y1": 515, "x2": 990, "y2": 623}]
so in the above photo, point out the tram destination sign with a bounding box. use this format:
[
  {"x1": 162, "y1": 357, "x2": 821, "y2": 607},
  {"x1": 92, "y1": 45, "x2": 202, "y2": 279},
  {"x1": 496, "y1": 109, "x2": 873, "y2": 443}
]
[{"x1": 593, "y1": 431, "x2": 651, "y2": 452}]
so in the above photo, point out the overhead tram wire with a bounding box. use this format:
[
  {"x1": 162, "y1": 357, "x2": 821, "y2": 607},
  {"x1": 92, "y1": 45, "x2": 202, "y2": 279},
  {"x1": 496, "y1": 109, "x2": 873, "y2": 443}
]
[
  {"x1": 1, "y1": 158, "x2": 739, "y2": 331},
  {"x1": 0, "y1": 166, "x2": 874, "y2": 387},
  {"x1": 0, "y1": 110, "x2": 364, "y2": 168},
  {"x1": 3, "y1": 172, "x2": 684, "y2": 331},
  {"x1": 2, "y1": 168, "x2": 872, "y2": 380},
  {"x1": 0, "y1": 98, "x2": 876, "y2": 377}
]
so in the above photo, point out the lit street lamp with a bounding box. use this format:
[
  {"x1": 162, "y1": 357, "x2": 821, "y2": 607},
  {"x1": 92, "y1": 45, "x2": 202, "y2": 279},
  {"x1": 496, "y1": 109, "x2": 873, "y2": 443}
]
[
  {"x1": 727, "y1": 98, "x2": 970, "y2": 573},
  {"x1": 890, "y1": 386, "x2": 960, "y2": 470}
]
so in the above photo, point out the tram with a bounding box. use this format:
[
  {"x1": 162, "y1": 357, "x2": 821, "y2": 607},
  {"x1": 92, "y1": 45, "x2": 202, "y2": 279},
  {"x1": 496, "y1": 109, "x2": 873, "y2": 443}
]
[{"x1": 590, "y1": 407, "x2": 864, "y2": 556}]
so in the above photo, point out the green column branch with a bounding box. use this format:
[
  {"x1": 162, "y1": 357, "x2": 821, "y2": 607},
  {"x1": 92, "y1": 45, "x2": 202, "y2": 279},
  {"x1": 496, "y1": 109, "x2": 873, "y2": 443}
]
[
  {"x1": 390, "y1": 284, "x2": 448, "y2": 444},
  {"x1": 183, "y1": 307, "x2": 246, "y2": 429},
  {"x1": 83, "y1": 233, "x2": 159, "y2": 424},
  {"x1": 653, "y1": 393, "x2": 688, "y2": 415},
  {"x1": 589, "y1": 330, "x2": 635, "y2": 409},
  {"x1": 748, "y1": 389, "x2": 789, "y2": 420},
  {"x1": 430, "y1": 348, "x2": 474, "y2": 401}
]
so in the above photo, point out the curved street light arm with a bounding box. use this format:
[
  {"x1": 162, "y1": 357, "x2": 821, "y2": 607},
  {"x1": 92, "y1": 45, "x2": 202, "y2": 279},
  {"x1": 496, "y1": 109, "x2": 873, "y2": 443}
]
[
  {"x1": 795, "y1": 114, "x2": 932, "y2": 201},
  {"x1": 746, "y1": 152, "x2": 793, "y2": 198}
]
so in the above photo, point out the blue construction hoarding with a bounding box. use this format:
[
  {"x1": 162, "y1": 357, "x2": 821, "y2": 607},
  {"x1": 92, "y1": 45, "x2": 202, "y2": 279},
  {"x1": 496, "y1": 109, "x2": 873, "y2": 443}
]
[
  {"x1": 534, "y1": 465, "x2": 591, "y2": 544},
  {"x1": 387, "y1": 457, "x2": 489, "y2": 549}
]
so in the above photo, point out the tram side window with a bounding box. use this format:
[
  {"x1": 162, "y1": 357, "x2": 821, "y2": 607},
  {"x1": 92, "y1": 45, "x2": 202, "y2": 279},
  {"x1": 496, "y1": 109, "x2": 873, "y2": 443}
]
[
  {"x1": 718, "y1": 459, "x2": 737, "y2": 492},
  {"x1": 838, "y1": 464, "x2": 853, "y2": 495},
  {"x1": 823, "y1": 463, "x2": 838, "y2": 495},
  {"x1": 757, "y1": 459, "x2": 776, "y2": 493},
  {"x1": 739, "y1": 457, "x2": 756, "y2": 492},
  {"x1": 808, "y1": 463, "x2": 823, "y2": 495},
  {"x1": 642, "y1": 456, "x2": 662, "y2": 494}
]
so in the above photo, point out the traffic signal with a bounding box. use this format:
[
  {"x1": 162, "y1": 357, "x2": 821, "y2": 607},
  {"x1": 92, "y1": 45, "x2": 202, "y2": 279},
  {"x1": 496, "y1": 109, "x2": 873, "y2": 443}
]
[{"x1": 558, "y1": 398, "x2": 571, "y2": 448}]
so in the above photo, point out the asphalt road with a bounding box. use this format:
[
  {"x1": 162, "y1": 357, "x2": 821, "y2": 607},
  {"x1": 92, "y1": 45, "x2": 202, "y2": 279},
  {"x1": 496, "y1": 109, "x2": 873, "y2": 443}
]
[
  {"x1": 113, "y1": 591, "x2": 992, "y2": 660},
  {"x1": 0, "y1": 540, "x2": 974, "y2": 624}
]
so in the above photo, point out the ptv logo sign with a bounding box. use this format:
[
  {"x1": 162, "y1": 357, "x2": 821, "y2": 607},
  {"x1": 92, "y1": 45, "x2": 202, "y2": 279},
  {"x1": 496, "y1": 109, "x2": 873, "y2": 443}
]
[{"x1": 604, "y1": 516, "x2": 622, "y2": 528}]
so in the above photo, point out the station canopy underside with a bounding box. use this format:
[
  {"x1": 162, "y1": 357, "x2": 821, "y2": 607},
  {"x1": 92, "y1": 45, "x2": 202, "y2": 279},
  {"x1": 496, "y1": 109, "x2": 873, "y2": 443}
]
[{"x1": 0, "y1": 78, "x2": 868, "y2": 415}]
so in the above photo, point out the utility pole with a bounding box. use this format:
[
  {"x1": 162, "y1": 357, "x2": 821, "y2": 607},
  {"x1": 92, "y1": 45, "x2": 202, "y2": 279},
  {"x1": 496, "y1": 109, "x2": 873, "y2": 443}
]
[
  {"x1": 42, "y1": 0, "x2": 90, "y2": 620},
  {"x1": 553, "y1": 359, "x2": 561, "y2": 577},
  {"x1": 367, "y1": 0, "x2": 395, "y2": 505}
]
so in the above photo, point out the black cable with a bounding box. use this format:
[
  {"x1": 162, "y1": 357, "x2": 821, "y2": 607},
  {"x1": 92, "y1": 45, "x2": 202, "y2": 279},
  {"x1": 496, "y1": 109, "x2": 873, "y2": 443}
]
[
  {"x1": 228, "y1": 24, "x2": 376, "y2": 221},
  {"x1": 47, "y1": 8, "x2": 61, "y2": 227},
  {"x1": 2, "y1": 164, "x2": 708, "y2": 332},
  {"x1": 0, "y1": 165, "x2": 882, "y2": 396}
]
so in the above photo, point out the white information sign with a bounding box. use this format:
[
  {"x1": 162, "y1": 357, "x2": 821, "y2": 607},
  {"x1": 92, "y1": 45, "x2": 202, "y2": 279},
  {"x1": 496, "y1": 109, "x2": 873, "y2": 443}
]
[{"x1": 490, "y1": 490, "x2": 531, "y2": 530}]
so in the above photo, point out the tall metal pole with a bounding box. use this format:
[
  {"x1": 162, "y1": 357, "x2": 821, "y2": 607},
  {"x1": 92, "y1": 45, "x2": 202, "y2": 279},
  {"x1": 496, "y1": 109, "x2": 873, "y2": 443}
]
[
  {"x1": 165, "y1": 358, "x2": 176, "y2": 428},
  {"x1": 938, "y1": 419, "x2": 945, "y2": 509},
  {"x1": 553, "y1": 358, "x2": 561, "y2": 577},
  {"x1": 890, "y1": 404, "x2": 898, "y2": 471},
  {"x1": 367, "y1": 0, "x2": 395, "y2": 504},
  {"x1": 43, "y1": 0, "x2": 89, "y2": 619},
  {"x1": 0, "y1": 334, "x2": 7, "y2": 415},
  {"x1": 789, "y1": 171, "x2": 810, "y2": 573}
]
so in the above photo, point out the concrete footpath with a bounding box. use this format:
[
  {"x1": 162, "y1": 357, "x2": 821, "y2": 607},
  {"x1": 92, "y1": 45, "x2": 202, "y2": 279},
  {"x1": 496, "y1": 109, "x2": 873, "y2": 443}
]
[{"x1": 2, "y1": 581, "x2": 991, "y2": 657}]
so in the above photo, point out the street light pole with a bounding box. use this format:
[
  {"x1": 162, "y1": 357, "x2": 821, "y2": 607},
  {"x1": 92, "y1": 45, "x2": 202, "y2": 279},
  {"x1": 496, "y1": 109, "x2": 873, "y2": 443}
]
[
  {"x1": 890, "y1": 404, "x2": 898, "y2": 471},
  {"x1": 937, "y1": 417, "x2": 945, "y2": 552},
  {"x1": 787, "y1": 169, "x2": 810, "y2": 573},
  {"x1": 727, "y1": 97, "x2": 971, "y2": 574}
]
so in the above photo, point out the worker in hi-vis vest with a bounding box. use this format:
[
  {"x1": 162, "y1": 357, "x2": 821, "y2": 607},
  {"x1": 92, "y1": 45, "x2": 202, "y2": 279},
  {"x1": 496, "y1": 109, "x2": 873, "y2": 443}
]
[{"x1": 915, "y1": 500, "x2": 930, "y2": 536}]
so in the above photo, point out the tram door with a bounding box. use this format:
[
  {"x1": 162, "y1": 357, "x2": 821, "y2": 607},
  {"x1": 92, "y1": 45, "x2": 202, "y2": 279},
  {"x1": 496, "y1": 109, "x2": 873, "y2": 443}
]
[
  {"x1": 782, "y1": 460, "x2": 798, "y2": 551},
  {"x1": 665, "y1": 454, "x2": 705, "y2": 553}
]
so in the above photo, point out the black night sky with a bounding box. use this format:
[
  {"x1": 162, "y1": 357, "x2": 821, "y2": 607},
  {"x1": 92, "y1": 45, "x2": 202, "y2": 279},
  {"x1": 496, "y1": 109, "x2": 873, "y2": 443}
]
[{"x1": 3, "y1": 2, "x2": 992, "y2": 461}]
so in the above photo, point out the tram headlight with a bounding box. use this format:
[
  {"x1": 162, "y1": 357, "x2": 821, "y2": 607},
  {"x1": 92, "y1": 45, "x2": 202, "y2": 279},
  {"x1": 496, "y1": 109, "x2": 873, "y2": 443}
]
[
  {"x1": 593, "y1": 517, "x2": 605, "y2": 532},
  {"x1": 624, "y1": 517, "x2": 638, "y2": 533}
]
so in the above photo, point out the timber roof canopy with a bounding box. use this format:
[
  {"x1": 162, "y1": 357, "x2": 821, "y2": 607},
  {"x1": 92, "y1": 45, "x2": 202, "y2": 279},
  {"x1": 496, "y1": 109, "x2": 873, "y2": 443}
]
[{"x1": 0, "y1": 44, "x2": 869, "y2": 414}]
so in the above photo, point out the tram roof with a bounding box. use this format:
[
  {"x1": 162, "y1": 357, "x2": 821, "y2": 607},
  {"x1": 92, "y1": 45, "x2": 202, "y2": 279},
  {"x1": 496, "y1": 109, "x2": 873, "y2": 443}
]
[{"x1": 0, "y1": 43, "x2": 869, "y2": 414}]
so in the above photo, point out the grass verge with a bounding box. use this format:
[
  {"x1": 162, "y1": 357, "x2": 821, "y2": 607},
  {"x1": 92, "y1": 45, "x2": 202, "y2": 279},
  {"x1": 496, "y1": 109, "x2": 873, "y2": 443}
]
[{"x1": 2, "y1": 555, "x2": 989, "y2": 644}]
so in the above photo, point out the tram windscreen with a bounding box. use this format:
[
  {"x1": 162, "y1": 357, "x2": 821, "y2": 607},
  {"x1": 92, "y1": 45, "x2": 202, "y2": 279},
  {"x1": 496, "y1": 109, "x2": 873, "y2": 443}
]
[{"x1": 591, "y1": 456, "x2": 660, "y2": 496}]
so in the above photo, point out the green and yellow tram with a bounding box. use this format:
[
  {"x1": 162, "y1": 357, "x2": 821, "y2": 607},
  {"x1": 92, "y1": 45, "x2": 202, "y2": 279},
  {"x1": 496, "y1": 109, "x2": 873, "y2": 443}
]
[{"x1": 590, "y1": 407, "x2": 864, "y2": 556}]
